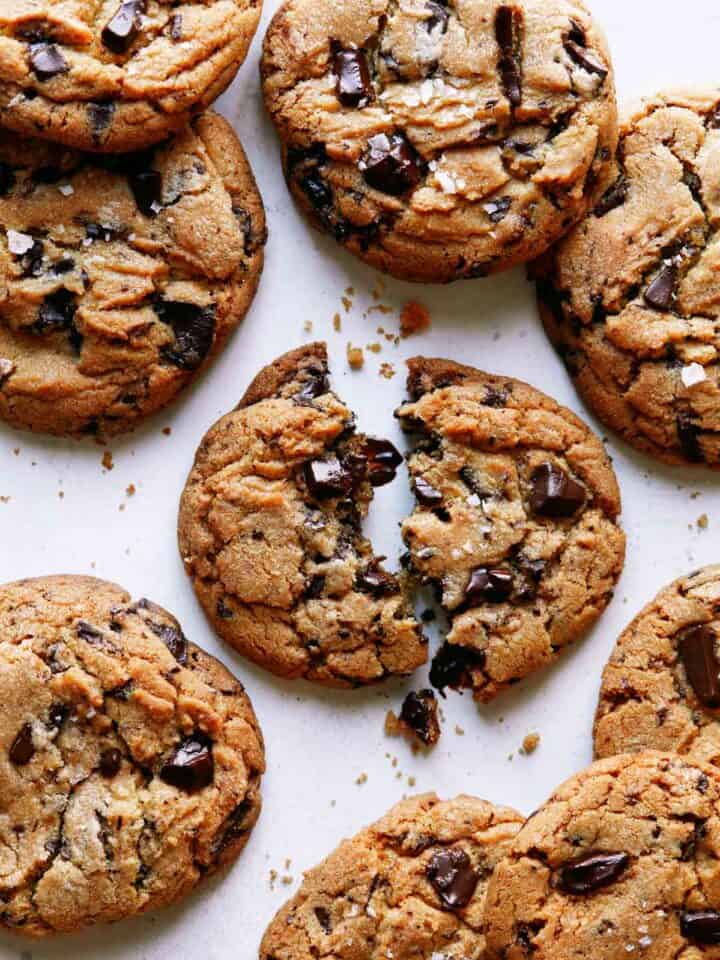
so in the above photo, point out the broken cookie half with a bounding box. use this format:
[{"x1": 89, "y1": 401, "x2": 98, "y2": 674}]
[
  {"x1": 178, "y1": 343, "x2": 426, "y2": 686},
  {"x1": 397, "y1": 357, "x2": 626, "y2": 702}
]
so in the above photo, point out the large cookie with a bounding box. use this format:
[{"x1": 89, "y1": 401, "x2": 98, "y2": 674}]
[
  {"x1": 178, "y1": 343, "x2": 427, "y2": 687},
  {"x1": 595, "y1": 566, "x2": 720, "y2": 767},
  {"x1": 538, "y1": 89, "x2": 720, "y2": 466},
  {"x1": 0, "y1": 574, "x2": 265, "y2": 937},
  {"x1": 0, "y1": 112, "x2": 265, "y2": 438},
  {"x1": 397, "y1": 357, "x2": 625, "y2": 702},
  {"x1": 261, "y1": 0, "x2": 617, "y2": 283},
  {"x1": 0, "y1": 0, "x2": 262, "y2": 153},
  {"x1": 485, "y1": 752, "x2": 720, "y2": 958},
  {"x1": 260, "y1": 793, "x2": 524, "y2": 960}
]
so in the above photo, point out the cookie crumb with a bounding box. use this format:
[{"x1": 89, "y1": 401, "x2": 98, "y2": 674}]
[
  {"x1": 303, "y1": 320, "x2": 313, "y2": 333},
  {"x1": 379, "y1": 362, "x2": 396, "y2": 380},
  {"x1": 698, "y1": 514, "x2": 709, "y2": 530},
  {"x1": 367, "y1": 342, "x2": 382, "y2": 354},
  {"x1": 520, "y1": 732, "x2": 541, "y2": 755},
  {"x1": 384, "y1": 710, "x2": 402, "y2": 736},
  {"x1": 0, "y1": 495, "x2": 9, "y2": 504},
  {"x1": 355, "y1": 772, "x2": 368, "y2": 786},
  {"x1": 455, "y1": 725, "x2": 465, "y2": 736},
  {"x1": 101, "y1": 451, "x2": 114, "y2": 471},
  {"x1": 400, "y1": 301, "x2": 431, "y2": 337},
  {"x1": 126, "y1": 484, "x2": 136, "y2": 497},
  {"x1": 333, "y1": 312, "x2": 342, "y2": 332},
  {"x1": 392, "y1": 690, "x2": 441, "y2": 748},
  {"x1": 347, "y1": 344, "x2": 364, "y2": 370},
  {"x1": 162, "y1": 426, "x2": 172, "y2": 436},
  {"x1": 342, "y1": 296, "x2": 352, "y2": 312}
]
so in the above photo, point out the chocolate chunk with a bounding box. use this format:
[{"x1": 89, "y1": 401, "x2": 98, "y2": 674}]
[
  {"x1": 644, "y1": 265, "x2": 676, "y2": 311},
  {"x1": 216, "y1": 598, "x2": 235, "y2": 620},
  {"x1": 459, "y1": 466, "x2": 490, "y2": 499},
  {"x1": 529, "y1": 463, "x2": 586, "y2": 518},
  {"x1": 427, "y1": 848, "x2": 478, "y2": 909},
  {"x1": 102, "y1": 1, "x2": 146, "y2": 54},
  {"x1": 464, "y1": 567, "x2": 514, "y2": 606},
  {"x1": 679, "y1": 625, "x2": 720, "y2": 709},
  {"x1": 160, "y1": 735, "x2": 214, "y2": 792},
  {"x1": 149, "y1": 621, "x2": 188, "y2": 665},
  {"x1": 29, "y1": 43, "x2": 69, "y2": 81},
  {"x1": 48, "y1": 703, "x2": 66, "y2": 729},
  {"x1": 594, "y1": 176, "x2": 628, "y2": 217},
  {"x1": 557, "y1": 852, "x2": 629, "y2": 894},
  {"x1": 677, "y1": 413, "x2": 704, "y2": 463},
  {"x1": 77, "y1": 620, "x2": 104, "y2": 643},
  {"x1": 100, "y1": 748, "x2": 122, "y2": 778},
  {"x1": 360, "y1": 133, "x2": 423, "y2": 196},
  {"x1": 495, "y1": 6, "x2": 522, "y2": 107},
  {"x1": 33, "y1": 166, "x2": 63, "y2": 184},
  {"x1": 9, "y1": 724, "x2": 35, "y2": 766},
  {"x1": 295, "y1": 367, "x2": 329, "y2": 402},
  {"x1": 400, "y1": 690, "x2": 440, "y2": 746},
  {"x1": 682, "y1": 911, "x2": 720, "y2": 944},
  {"x1": 414, "y1": 475, "x2": 444, "y2": 506},
  {"x1": 356, "y1": 560, "x2": 400, "y2": 596},
  {"x1": 88, "y1": 101, "x2": 115, "y2": 135},
  {"x1": 129, "y1": 169, "x2": 162, "y2": 216},
  {"x1": 303, "y1": 575, "x2": 326, "y2": 600},
  {"x1": 314, "y1": 906, "x2": 332, "y2": 933},
  {"x1": 430, "y1": 642, "x2": 485, "y2": 694},
  {"x1": 52, "y1": 256, "x2": 75, "y2": 275},
  {"x1": 33, "y1": 290, "x2": 77, "y2": 335},
  {"x1": 156, "y1": 300, "x2": 216, "y2": 370},
  {"x1": 301, "y1": 172, "x2": 333, "y2": 212},
  {"x1": 332, "y1": 47, "x2": 373, "y2": 108},
  {"x1": 303, "y1": 456, "x2": 354, "y2": 499},
  {"x1": 426, "y1": 0, "x2": 450, "y2": 32},
  {"x1": 364, "y1": 438, "x2": 403, "y2": 486},
  {"x1": 19, "y1": 239, "x2": 45, "y2": 278},
  {"x1": 0, "y1": 163, "x2": 15, "y2": 197},
  {"x1": 483, "y1": 196, "x2": 512, "y2": 223},
  {"x1": 563, "y1": 34, "x2": 608, "y2": 79},
  {"x1": 170, "y1": 14, "x2": 183, "y2": 41}
]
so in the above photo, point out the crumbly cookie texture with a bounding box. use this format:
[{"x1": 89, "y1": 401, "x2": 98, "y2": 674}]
[
  {"x1": 0, "y1": 575, "x2": 265, "y2": 938},
  {"x1": 485, "y1": 752, "x2": 720, "y2": 959},
  {"x1": 397, "y1": 357, "x2": 625, "y2": 702},
  {"x1": 0, "y1": 0, "x2": 262, "y2": 153},
  {"x1": 260, "y1": 793, "x2": 524, "y2": 960},
  {"x1": 261, "y1": 0, "x2": 617, "y2": 283},
  {"x1": 595, "y1": 565, "x2": 720, "y2": 767},
  {"x1": 0, "y1": 112, "x2": 265, "y2": 438},
  {"x1": 178, "y1": 343, "x2": 427, "y2": 687},
  {"x1": 537, "y1": 89, "x2": 720, "y2": 466}
]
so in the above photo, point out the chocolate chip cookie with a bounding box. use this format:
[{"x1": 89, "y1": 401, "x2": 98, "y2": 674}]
[
  {"x1": 0, "y1": 0, "x2": 262, "y2": 153},
  {"x1": 537, "y1": 89, "x2": 720, "y2": 466},
  {"x1": 397, "y1": 357, "x2": 625, "y2": 702},
  {"x1": 485, "y1": 752, "x2": 720, "y2": 958},
  {"x1": 595, "y1": 565, "x2": 720, "y2": 768},
  {"x1": 0, "y1": 574, "x2": 265, "y2": 937},
  {"x1": 260, "y1": 792, "x2": 524, "y2": 960},
  {"x1": 0, "y1": 112, "x2": 265, "y2": 438},
  {"x1": 261, "y1": 0, "x2": 618, "y2": 283},
  {"x1": 178, "y1": 343, "x2": 427, "y2": 687}
]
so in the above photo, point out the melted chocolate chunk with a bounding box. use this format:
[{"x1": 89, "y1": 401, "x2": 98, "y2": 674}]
[
  {"x1": 102, "y1": 0, "x2": 146, "y2": 54},
  {"x1": 156, "y1": 300, "x2": 216, "y2": 370},
  {"x1": 644, "y1": 265, "x2": 676, "y2": 311},
  {"x1": 332, "y1": 47, "x2": 373, "y2": 108},
  {"x1": 48, "y1": 704, "x2": 66, "y2": 731},
  {"x1": 0, "y1": 163, "x2": 15, "y2": 197},
  {"x1": 427, "y1": 848, "x2": 478, "y2": 909},
  {"x1": 9, "y1": 724, "x2": 35, "y2": 766},
  {"x1": 356, "y1": 560, "x2": 400, "y2": 597},
  {"x1": 304, "y1": 456, "x2": 354, "y2": 499},
  {"x1": 301, "y1": 171, "x2": 333, "y2": 212},
  {"x1": 484, "y1": 196, "x2": 512, "y2": 223},
  {"x1": 170, "y1": 14, "x2": 183, "y2": 41},
  {"x1": 216, "y1": 598, "x2": 235, "y2": 620},
  {"x1": 359, "y1": 133, "x2": 423, "y2": 196},
  {"x1": 677, "y1": 413, "x2": 704, "y2": 463},
  {"x1": 414, "y1": 475, "x2": 444, "y2": 506},
  {"x1": 594, "y1": 176, "x2": 628, "y2": 217},
  {"x1": 495, "y1": 6, "x2": 522, "y2": 107},
  {"x1": 295, "y1": 367, "x2": 329, "y2": 402},
  {"x1": 464, "y1": 567, "x2": 514, "y2": 606},
  {"x1": 364, "y1": 438, "x2": 403, "y2": 486},
  {"x1": 682, "y1": 911, "x2": 720, "y2": 944},
  {"x1": 148, "y1": 620, "x2": 188, "y2": 665},
  {"x1": 160, "y1": 735, "x2": 214, "y2": 792},
  {"x1": 430, "y1": 642, "x2": 485, "y2": 694},
  {"x1": 29, "y1": 43, "x2": 69, "y2": 81},
  {"x1": 52, "y1": 256, "x2": 75, "y2": 275},
  {"x1": 563, "y1": 23, "x2": 608, "y2": 80},
  {"x1": 426, "y1": 0, "x2": 450, "y2": 32},
  {"x1": 679, "y1": 625, "x2": 720, "y2": 709},
  {"x1": 88, "y1": 101, "x2": 116, "y2": 135},
  {"x1": 314, "y1": 906, "x2": 332, "y2": 933},
  {"x1": 19, "y1": 239, "x2": 45, "y2": 278},
  {"x1": 100, "y1": 748, "x2": 122, "y2": 778},
  {"x1": 400, "y1": 689, "x2": 440, "y2": 746},
  {"x1": 557, "y1": 852, "x2": 629, "y2": 894},
  {"x1": 529, "y1": 463, "x2": 586, "y2": 518},
  {"x1": 129, "y1": 169, "x2": 162, "y2": 216},
  {"x1": 33, "y1": 289, "x2": 77, "y2": 335}
]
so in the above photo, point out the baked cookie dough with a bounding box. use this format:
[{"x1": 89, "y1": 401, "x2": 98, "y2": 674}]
[
  {"x1": 595, "y1": 565, "x2": 720, "y2": 767},
  {"x1": 260, "y1": 793, "x2": 524, "y2": 960},
  {"x1": 261, "y1": 0, "x2": 618, "y2": 283},
  {"x1": 485, "y1": 752, "x2": 720, "y2": 958},
  {"x1": 538, "y1": 89, "x2": 720, "y2": 466},
  {"x1": 0, "y1": 112, "x2": 265, "y2": 438},
  {"x1": 0, "y1": 0, "x2": 262, "y2": 153},
  {"x1": 178, "y1": 343, "x2": 427, "y2": 687},
  {"x1": 397, "y1": 357, "x2": 625, "y2": 702},
  {"x1": 0, "y1": 574, "x2": 265, "y2": 937}
]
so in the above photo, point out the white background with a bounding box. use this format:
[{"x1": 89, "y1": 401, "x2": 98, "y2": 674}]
[{"x1": 2, "y1": 1, "x2": 720, "y2": 956}]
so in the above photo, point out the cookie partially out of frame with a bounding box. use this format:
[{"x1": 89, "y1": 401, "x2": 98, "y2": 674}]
[
  {"x1": 0, "y1": 112, "x2": 265, "y2": 438},
  {"x1": 261, "y1": 0, "x2": 617, "y2": 283},
  {"x1": 397, "y1": 357, "x2": 625, "y2": 702},
  {"x1": 0, "y1": 575, "x2": 265, "y2": 937},
  {"x1": 260, "y1": 793, "x2": 524, "y2": 960},
  {"x1": 0, "y1": 0, "x2": 262, "y2": 153},
  {"x1": 178, "y1": 343, "x2": 427, "y2": 687},
  {"x1": 538, "y1": 89, "x2": 720, "y2": 466}
]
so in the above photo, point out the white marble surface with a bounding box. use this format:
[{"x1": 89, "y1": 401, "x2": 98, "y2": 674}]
[{"x1": 1, "y1": 1, "x2": 720, "y2": 956}]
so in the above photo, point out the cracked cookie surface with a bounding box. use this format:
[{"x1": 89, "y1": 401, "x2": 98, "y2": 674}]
[
  {"x1": 397, "y1": 357, "x2": 625, "y2": 702},
  {"x1": 178, "y1": 343, "x2": 427, "y2": 687},
  {"x1": 260, "y1": 792, "x2": 523, "y2": 960},
  {"x1": 485, "y1": 752, "x2": 720, "y2": 959},
  {"x1": 0, "y1": 0, "x2": 262, "y2": 153},
  {"x1": 0, "y1": 574, "x2": 265, "y2": 938},
  {"x1": 261, "y1": 0, "x2": 617, "y2": 283},
  {"x1": 538, "y1": 89, "x2": 720, "y2": 466},
  {"x1": 595, "y1": 565, "x2": 720, "y2": 768},
  {"x1": 0, "y1": 111, "x2": 265, "y2": 438}
]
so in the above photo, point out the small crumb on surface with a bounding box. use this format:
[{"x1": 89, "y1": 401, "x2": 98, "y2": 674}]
[
  {"x1": 400, "y1": 301, "x2": 431, "y2": 337},
  {"x1": 379, "y1": 362, "x2": 395, "y2": 380},
  {"x1": 162, "y1": 426, "x2": 172, "y2": 436},
  {"x1": 698, "y1": 514, "x2": 709, "y2": 530},
  {"x1": 333, "y1": 313, "x2": 342, "y2": 332},
  {"x1": 303, "y1": 320, "x2": 313, "y2": 333},
  {"x1": 520, "y1": 732, "x2": 541, "y2": 755},
  {"x1": 355, "y1": 772, "x2": 368, "y2": 786},
  {"x1": 455, "y1": 725, "x2": 465, "y2": 736},
  {"x1": 126, "y1": 484, "x2": 136, "y2": 497},
  {"x1": 347, "y1": 344, "x2": 364, "y2": 370},
  {"x1": 101, "y1": 451, "x2": 114, "y2": 471}
]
